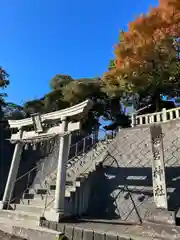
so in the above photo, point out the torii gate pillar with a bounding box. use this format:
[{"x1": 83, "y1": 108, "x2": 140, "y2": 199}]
[
  {"x1": 0, "y1": 129, "x2": 24, "y2": 210},
  {"x1": 54, "y1": 117, "x2": 69, "y2": 215}
]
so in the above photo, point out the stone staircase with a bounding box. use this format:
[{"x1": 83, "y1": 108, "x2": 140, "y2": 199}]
[
  {"x1": 2, "y1": 114, "x2": 180, "y2": 239},
  {"x1": 0, "y1": 133, "x2": 114, "y2": 239}
]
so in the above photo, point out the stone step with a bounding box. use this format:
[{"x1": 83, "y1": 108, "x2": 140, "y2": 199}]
[
  {"x1": 0, "y1": 216, "x2": 38, "y2": 236},
  {"x1": 32, "y1": 180, "x2": 74, "y2": 189},
  {"x1": 12, "y1": 204, "x2": 48, "y2": 215},
  {"x1": 0, "y1": 216, "x2": 63, "y2": 240},
  {"x1": 28, "y1": 188, "x2": 54, "y2": 195},
  {"x1": 21, "y1": 195, "x2": 55, "y2": 207},
  {"x1": 0, "y1": 209, "x2": 40, "y2": 221},
  {"x1": 23, "y1": 193, "x2": 34, "y2": 199},
  {"x1": 12, "y1": 225, "x2": 63, "y2": 240},
  {"x1": 24, "y1": 189, "x2": 71, "y2": 199},
  {"x1": 45, "y1": 180, "x2": 74, "y2": 188},
  {"x1": 48, "y1": 181, "x2": 81, "y2": 190},
  {"x1": 65, "y1": 185, "x2": 76, "y2": 193}
]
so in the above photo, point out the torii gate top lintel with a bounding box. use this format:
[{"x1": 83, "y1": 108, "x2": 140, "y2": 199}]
[{"x1": 8, "y1": 99, "x2": 93, "y2": 130}]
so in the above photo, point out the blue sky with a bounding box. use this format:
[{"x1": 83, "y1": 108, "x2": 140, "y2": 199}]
[{"x1": 0, "y1": 0, "x2": 158, "y2": 106}]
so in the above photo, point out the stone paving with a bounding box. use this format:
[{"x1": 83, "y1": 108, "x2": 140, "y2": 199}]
[
  {"x1": 40, "y1": 218, "x2": 180, "y2": 239},
  {"x1": 0, "y1": 230, "x2": 25, "y2": 240}
]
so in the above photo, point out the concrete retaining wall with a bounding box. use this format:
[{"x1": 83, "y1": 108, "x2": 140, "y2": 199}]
[
  {"x1": 40, "y1": 218, "x2": 180, "y2": 239},
  {"x1": 40, "y1": 220, "x2": 135, "y2": 240},
  {"x1": 87, "y1": 120, "x2": 180, "y2": 222}
]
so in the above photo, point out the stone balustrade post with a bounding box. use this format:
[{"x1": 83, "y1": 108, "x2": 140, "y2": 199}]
[
  {"x1": 131, "y1": 113, "x2": 136, "y2": 128},
  {"x1": 162, "y1": 108, "x2": 167, "y2": 122},
  {"x1": 78, "y1": 186, "x2": 83, "y2": 216},
  {"x1": 73, "y1": 190, "x2": 79, "y2": 216},
  {"x1": 84, "y1": 178, "x2": 90, "y2": 213}
]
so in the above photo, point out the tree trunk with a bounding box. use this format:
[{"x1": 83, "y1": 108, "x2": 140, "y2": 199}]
[
  {"x1": 0, "y1": 105, "x2": 3, "y2": 120},
  {"x1": 154, "y1": 91, "x2": 161, "y2": 112}
]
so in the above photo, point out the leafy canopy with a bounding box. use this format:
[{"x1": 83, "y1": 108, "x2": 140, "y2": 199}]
[
  {"x1": 0, "y1": 67, "x2": 9, "y2": 107},
  {"x1": 102, "y1": 0, "x2": 180, "y2": 109}
]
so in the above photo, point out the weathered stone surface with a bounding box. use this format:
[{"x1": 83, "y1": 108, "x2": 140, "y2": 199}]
[
  {"x1": 12, "y1": 226, "x2": 63, "y2": 240},
  {"x1": 57, "y1": 223, "x2": 65, "y2": 233},
  {"x1": 49, "y1": 221, "x2": 57, "y2": 231},
  {"x1": 40, "y1": 219, "x2": 49, "y2": 228},
  {"x1": 83, "y1": 229, "x2": 94, "y2": 240},
  {"x1": 64, "y1": 225, "x2": 74, "y2": 240},
  {"x1": 117, "y1": 236, "x2": 130, "y2": 240},
  {"x1": 94, "y1": 231, "x2": 105, "y2": 240},
  {"x1": 142, "y1": 221, "x2": 180, "y2": 239},
  {"x1": 106, "y1": 232, "x2": 118, "y2": 240},
  {"x1": 144, "y1": 208, "x2": 175, "y2": 225},
  {"x1": 0, "y1": 230, "x2": 25, "y2": 240},
  {"x1": 73, "y1": 227, "x2": 83, "y2": 240},
  {"x1": 42, "y1": 220, "x2": 180, "y2": 239}
]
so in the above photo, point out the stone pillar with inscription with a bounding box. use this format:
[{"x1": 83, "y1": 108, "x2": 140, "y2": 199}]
[
  {"x1": 144, "y1": 124, "x2": 175, "y2": 225},
  {"x1": 150, "y1": 124, "x2": 167, "y2": 209}
]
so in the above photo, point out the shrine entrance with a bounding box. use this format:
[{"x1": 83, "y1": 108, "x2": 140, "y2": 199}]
[{"x1": 0, "y1": 100, "x2": 93, "y2": 220}]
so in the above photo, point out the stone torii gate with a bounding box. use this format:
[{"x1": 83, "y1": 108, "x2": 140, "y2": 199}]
[{"x1": 0, "y1": 100, "x2": 93, "y2": 220}]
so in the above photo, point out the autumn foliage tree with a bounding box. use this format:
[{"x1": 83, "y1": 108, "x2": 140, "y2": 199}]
[{"x1": 103, "y1": 0, "x2": 180, "y2": 111}]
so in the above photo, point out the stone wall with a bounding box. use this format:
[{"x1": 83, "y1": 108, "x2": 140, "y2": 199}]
[{"x1": 88, "y1": 120, "x2": 180, "y2": 223}]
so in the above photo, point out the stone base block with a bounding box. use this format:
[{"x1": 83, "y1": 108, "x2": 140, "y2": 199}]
[
  {"x1": 144, "y1": 208, "x2": 175, "y2": 225},
  {"x1": 12, "y1": 225, "x2": 64, "y2": 240},
  {"x1": 0, "y1": 201, "x2": 4, "y2": 210},
  {"x1": 0, "y1": 201, "x2": 8, "y2": 210},
  {"x1": 142, "y1": 221, "x2": 180, "y2": 239},
  {"x1": 44, "y1": 209, "x2": 65, "y2": 223}
]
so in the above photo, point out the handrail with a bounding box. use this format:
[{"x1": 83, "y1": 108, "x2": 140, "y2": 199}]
[
  {"x1": 42, "y1": 127, "x2": 118, "y2": 214},
  {"x1": 166, "y1": 106, "x2": 180, "y2": 112},
  {"x1": 42, "y1": 194, "x2": 55, "y2": 217},
  {"x1": 43, "y1": 128, "x2": 118, "y2": 216},
  {"x1": 7, "y1": 127, "x2": 118, "y2": 213},
  {"x1": 67, "y1": 127, "x2": 117, "y2": 170},
  {"x1": 7, "y1": 163, "x2": 42, "y2": 209},
  {"x1": 136, "y1": 110, "x2": 162, "y2": 119},
  {"x1": 7, "y1": 132, "x2": 95, "y2": 210},
  {"x1": 67, "y1": 132, "x2": 96, "y2": 165},
  {"x1": 69, "y1": 133, "x2": 94, "y2": 149}
]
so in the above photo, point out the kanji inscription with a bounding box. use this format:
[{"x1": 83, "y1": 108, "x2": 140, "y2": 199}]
[{"x1": 150, "y1": 125, "x2": 167, "y2": 209}]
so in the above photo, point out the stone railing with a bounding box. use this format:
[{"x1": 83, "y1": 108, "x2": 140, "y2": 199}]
[{"x1": 132, "y1": 107, "x2": 180, "y2": 127}]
